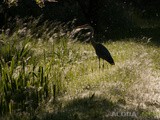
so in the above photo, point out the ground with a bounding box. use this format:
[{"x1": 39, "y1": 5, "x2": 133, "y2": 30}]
[
  {"x1": 0, "y1": 34, "x2": 160, "y2": 120},
  {"x1": 33, "y1": 38, "x2": 160, "y2": 120}
]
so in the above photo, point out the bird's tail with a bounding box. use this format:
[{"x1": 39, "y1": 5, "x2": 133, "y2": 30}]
[{"x1": 107, "y1": 57, "x2": 115, "y2": 65}]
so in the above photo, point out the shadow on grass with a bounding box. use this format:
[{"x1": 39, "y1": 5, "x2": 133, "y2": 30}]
[
  {"x1": 102, "y1": 27, "x2": 160, "y2": 47},
  {"x1": 40, "y1": 95, "x2": 159, "y2": 120},
  {"x1": 132, "y1": 27, "x2": 160, "y2": 46}
]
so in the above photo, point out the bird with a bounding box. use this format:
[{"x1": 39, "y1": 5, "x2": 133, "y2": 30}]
[{"x1": 75, "y1": 24, "x2": 115, "y2": 69}]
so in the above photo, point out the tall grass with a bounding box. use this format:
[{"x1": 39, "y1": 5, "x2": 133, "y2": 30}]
[
  {"x1": 0, "y1": 17, "x2": 77, "y2": 115},
  {"x1": 0, "y1": 33, "x2": 55, "y2": 115},
  {"x1": 0, "y1": 31, "x2": 83, "y2": 116}
]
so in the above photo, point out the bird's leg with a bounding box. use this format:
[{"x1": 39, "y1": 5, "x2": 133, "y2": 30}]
[
  {"x1": 98, "y1": 57, "x2": 100, "y2": 70},
  {"x1": 102, "y1": 60, "x2": 104, "y2": 70}
]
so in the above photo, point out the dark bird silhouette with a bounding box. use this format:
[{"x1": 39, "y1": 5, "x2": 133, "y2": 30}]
[{"x1": 76, "y1": 24, "x2": 115, "y2": 69}]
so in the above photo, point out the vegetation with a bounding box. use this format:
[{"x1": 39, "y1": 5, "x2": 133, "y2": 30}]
[
  {"x1": 0, "y1": 27, "x2": 159, "y2": 119},
  {"x1": 0, "y1": 0, "x2": 160, "y2": 119}
]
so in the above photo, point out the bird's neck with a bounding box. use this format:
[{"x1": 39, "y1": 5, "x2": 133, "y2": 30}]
[
  {"x1": 88, "y1": 27, "x2": 97, "y2": 48},
  {"x1": 91, "y1": 38, "x2": 97, "y2": 48}
]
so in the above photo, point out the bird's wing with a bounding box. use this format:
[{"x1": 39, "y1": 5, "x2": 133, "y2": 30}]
[{"x1": 96, "y1": 44, "x2": 115, "y2": 64}]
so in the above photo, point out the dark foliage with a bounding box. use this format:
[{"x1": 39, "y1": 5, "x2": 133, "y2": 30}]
[{"x1": 0, "y1": 0, "x2": 160, "y2": 44}]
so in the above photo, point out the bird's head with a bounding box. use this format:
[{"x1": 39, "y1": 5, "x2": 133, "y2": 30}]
[
  {"x1": 75, "y1": 24, "x2": 94, "y2": 38},
  {"x1": 70, "y1": 24, "x2": 95, "y2": 42}
]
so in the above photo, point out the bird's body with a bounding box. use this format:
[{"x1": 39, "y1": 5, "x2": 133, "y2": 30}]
[
  {"x1": 75, "y1": 24, "x2": 115, "y2": 68},
  {"x1": 91, "y1": 41, "x2": 115, "y2": 65}
]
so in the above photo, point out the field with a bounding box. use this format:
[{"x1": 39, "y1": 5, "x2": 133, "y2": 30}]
[{"x1": 0, "y1": 30, "x2": 160, "y2": 120}]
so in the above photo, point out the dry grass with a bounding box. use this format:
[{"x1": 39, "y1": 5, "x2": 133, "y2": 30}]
[
  {"x1": 34, "y1": 38, "x2": 160, "y2": 120},
  {"x1": 0, "y1": 34, "x2": 160, "y2": 119}
]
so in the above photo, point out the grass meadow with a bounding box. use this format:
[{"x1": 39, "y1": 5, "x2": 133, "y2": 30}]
[{"x1": 0, "y1": 27, "x2": 160, "y2": 120}]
